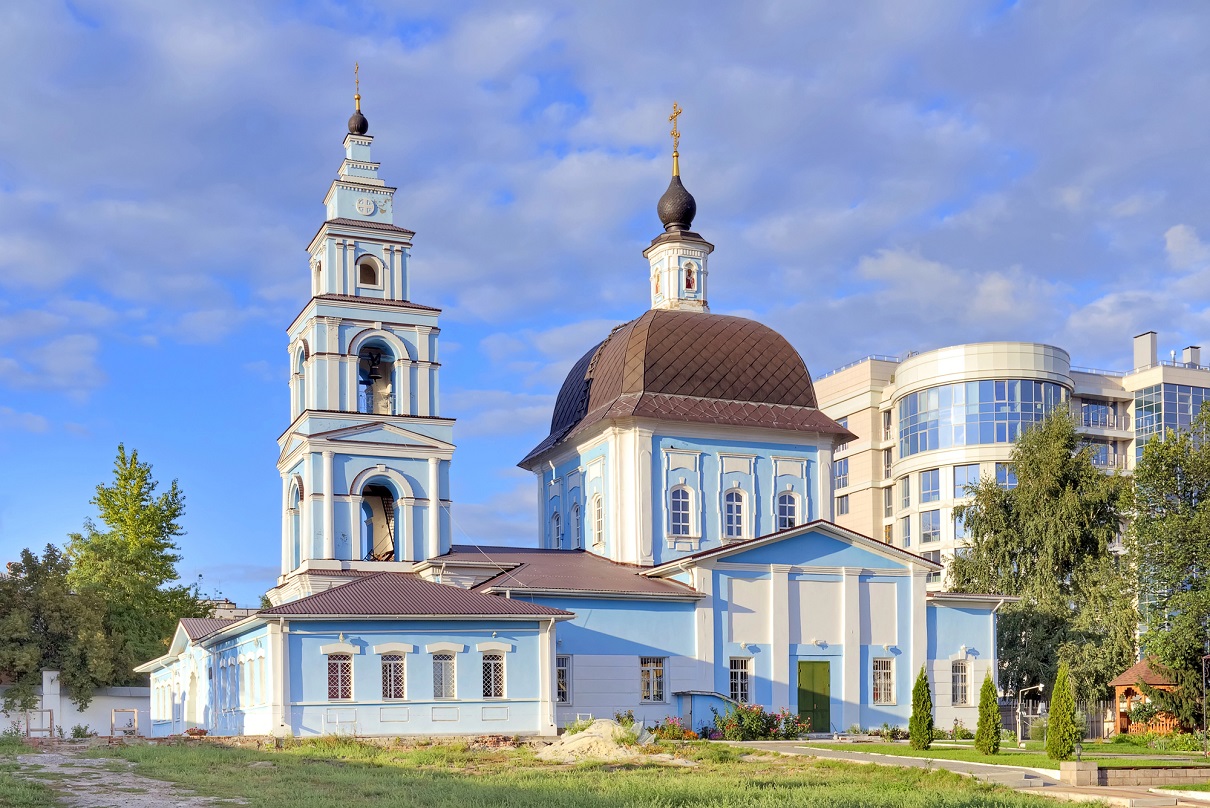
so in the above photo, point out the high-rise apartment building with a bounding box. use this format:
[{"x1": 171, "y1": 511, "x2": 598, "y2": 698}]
[{"x1": 814, "y1": 332, "x2": 1210, "y2": 589}]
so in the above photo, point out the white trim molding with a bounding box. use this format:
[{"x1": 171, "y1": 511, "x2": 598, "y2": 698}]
[
  {"x1": 425, "y1": 641, "x2": 466, "y2": 654},
  {"x1": 319, "y1": 641, "x2": 359, "y2": 655},
  {"x1": 475, "y1": 641, "x2": 514, "y2": 654},
  {"x1": 372, "y1": 642, "x2": 416, "y2": 655}
]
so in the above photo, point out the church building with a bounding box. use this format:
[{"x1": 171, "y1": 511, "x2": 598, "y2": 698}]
[{"x1": 137, "y1": 92, "x2": 1006, "y2": 739}]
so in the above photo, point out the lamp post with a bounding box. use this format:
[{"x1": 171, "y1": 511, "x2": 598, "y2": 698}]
[
  {"x1": 1202, "y1": 654, "x2": 1209, "y2": 757},
  {"x1": 1017, "y1": 682, "x2": 1045, "y2": 747}
]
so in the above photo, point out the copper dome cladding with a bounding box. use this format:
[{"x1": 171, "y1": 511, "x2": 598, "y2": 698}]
[{"x1": 520, "y1": 309, "x2": 850, "y2": 466}]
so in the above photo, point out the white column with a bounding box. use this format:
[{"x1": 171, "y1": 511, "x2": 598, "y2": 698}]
[
  {"x1": 344, "y1": 241, "x2": 356, "y2": 295},
  {"x1": 427, "y1": 458, "x2": 441, "y2": 559},
  {"x1": 323, "y1": 451, "x2": 335, "y2": 559},
  {"x1": 349, "y1": 495, "x2": 362, "y2": 562},
  {"x1": 280, "y1": 475, "x2": 290, "y2": 575},
  {"x1": 911, "y1": 570, "x2": 928, "y2": 688},
  {"x1": 399, "y1": 502, "x2": 413, "y2": 561},
  {"x1": 770, "y1": 565, "x2": 790, "y2": 709},
  {"x1": 841, "y1": 569, "x2": 861, "y2": 731},
  {"x1": 538, "y1": 619, "x2": 557, "y2": 734},
  {"x1": 301, "y1": 459, "x2": 312, "y2": 562}
]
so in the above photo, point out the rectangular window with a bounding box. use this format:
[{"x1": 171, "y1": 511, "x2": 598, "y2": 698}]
[
  {"x1": 729, "y1": 657, "x2": 751, "y2": 703},
  {"x1": 836, "y1": 417, "x2": 850, "y2": 452},
  {"x1": 954, "y1": 510, "x2": 970, "y2": 540},
  {"x1": 327, "y1": 654, "x2": 352, "y2": 701},
  {"x1": 883, "y1": 486, "x2": 893, "y2": 517},
  {"x1": 920, "y1": 469, "x2": 940, "y2": 503},
  {"x1": 381, "y1": 654, "x2": 405, "y2": 700},
  {"x1": 482, "y1": 653, "x2": 504, "y2": 699},
  {"x1": 433, "y1": 653, "x2": 456, "y2": 699},
  {"x1": 873, "y1": 658, "x2": 894, "y2": 704},
  {"x1": 556, "y1": 655, "x2": 571, "y2": 704},
  {"x1": 923, "y1": 549, "x2": 942, "y2": 583},
  {"x1": 836, "y1": 494, "x2": 849, "y2": 516},
  {"x1": 670, "y1": 488, "x2": 691, "y2": 536},
  {"x1": 953, "y1": 463, "x2": 980, "y2": 496},
  {"x1": 724, "y1": 491, "x2": 744, "y2": 539},
  {"x1": 882, "y1": 410, "x2": 893, "y2": 440},
  {"x1": 640, "y1": 656, "x2": 666, "y2": 703},
  {"x1": 834, "y1": 458, "x2": 849, "y2": 489},
  {"x1": 921, "y1": 509, "x2": 941, "y2": 543},
  {"x1": 777, "y1": 493, "x2": 798, "y2": 530},
  {"x1": 996, "y1": 463, "x2": 1017, "y2": 490},
  {"x1": 898, "y1": 476, "x2": 910, "y2": 509},
  {"x1": 952, "y1": 661, "x2": 969, "y2": 706},
  {"x1": 883, "y1": 448, "x2": 893, "y2": 479},
  {"x1": 883, "y1": 523, "x2": 893, "y2": 543},
  {"x1": 900, "y1": 516, "x2": 911, "y2": 547}
]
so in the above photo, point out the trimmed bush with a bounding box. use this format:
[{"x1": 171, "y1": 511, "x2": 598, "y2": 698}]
[
  {"x1": 974, "y1": 673, "x2": 1001, "y2": 755},
  {"x1": 1046, "y1": 663, "x2": 1080, "y2": 761},
  {"x1": 909, "y1": 666, "x2": 934, "y2": 750}
]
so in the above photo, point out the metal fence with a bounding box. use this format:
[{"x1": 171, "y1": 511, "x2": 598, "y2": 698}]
[{"x1": 1002, "y1": 699, "x2": 1115, "y2": 742}]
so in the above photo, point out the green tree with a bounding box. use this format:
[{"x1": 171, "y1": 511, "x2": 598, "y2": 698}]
[
  {"x1": 950, "y1": 413, "x2": 1133, "y2": 699},
  {"x1": 1128, "y1": 404, "x2": 1210, "y2": 727},
  {"x1": 975, "y1": 672, "x2": 1001, "y2": 755},
  {"x1": 1046, "y1": 663, "x2": 1080, "y2": 761},
  {"x1": 0, "y1": 545, "x2": 116, "y2": 710},
  {"x1": 66, "y1": 445, "x2": 206, "y2": 682},
  {"x1": 909, "y1": 666, "x2": 933, "y2": 750}
]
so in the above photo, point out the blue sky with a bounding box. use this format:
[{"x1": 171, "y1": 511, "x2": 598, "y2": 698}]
[{"x1": 2, "y1": 1, "x2": 1209, "y2": 605}]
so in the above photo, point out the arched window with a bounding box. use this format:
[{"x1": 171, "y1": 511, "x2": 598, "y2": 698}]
[
  {"x1": 294, "y1": 350, "x2": 307, "y2": 415},
  {"x1": 724, "y1": 490, "x2": 745, "y2": 540},
  {"x1": 570, "y1": 504, "x2": 582, "y2": 549},
  {"x1": 670, "y1": 487, "x2": 691, "y2": 536},
  {"x1": 358, "y1": 257, "x2": 380, "y2": 287},
  {"x1": 289, "y1": 483, "x2": 302, "y2": 569},
  {"x1": 358, "y1": 346, "x2": 395, "y2": 414},
  {"x1": 591, "y1": 494, "x2": 605, "y2": 547},
  {"x1": 550, "y1": 512, "x2": 562, "y2": 549},
  {"x1": 360, "y1": 483, "x2": 397, "y2": 561},
  {"x1": 777, "y1": 492, "x2": 798, "y2": 531}
]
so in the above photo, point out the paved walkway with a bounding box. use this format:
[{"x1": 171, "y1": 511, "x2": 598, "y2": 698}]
[{"x1": 732, "y1": 741, "x2": 1208, "y2": 807}]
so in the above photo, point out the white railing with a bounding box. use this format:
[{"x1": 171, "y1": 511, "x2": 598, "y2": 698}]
[
  {"x1": 1090, "y1": 452, "x2": 1127, "y2": 469},
  {"x1": 1078, "y1": 411, "x2": 1131, "y2": 430},
  {"x1": 358, "y1": 391, "x2": 396, "y2": 414}
]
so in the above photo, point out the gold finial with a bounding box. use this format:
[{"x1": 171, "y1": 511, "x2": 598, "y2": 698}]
[
  {"x1": 354, "y1": 62, "x2": 361, "y2": 112},
  {"x1": 668, "y1": 102, "x2": 682, "y2": 176}
]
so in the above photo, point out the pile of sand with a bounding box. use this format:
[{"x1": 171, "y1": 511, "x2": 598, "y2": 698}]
[{"x1": 536, "y1": 719, "x2": 636, "y2": 763}]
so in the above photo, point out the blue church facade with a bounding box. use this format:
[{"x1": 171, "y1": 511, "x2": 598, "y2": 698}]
[{"x1": 137, "y1": 95, "x2": 1007, "y2": 739}]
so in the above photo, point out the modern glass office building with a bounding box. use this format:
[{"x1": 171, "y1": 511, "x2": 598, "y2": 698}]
[{"x1": 814, "y1": 332, "x2": 1210, "y2": 589}]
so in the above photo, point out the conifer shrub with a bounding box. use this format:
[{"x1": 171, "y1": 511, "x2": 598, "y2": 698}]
[
  {"x1": 1046, "y1": 663, "x2": 1081, "y2": 761},
  {"x1": 974, "y1": 672, "x2": 1001, "y2": 755},
  {"x1": 909, "y1": 666, "x2": 934, "y2": 750}
]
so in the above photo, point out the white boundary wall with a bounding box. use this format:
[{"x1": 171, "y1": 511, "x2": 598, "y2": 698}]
[{"x1": 0, "y1": 671, "x2": 150, "y2": 737}]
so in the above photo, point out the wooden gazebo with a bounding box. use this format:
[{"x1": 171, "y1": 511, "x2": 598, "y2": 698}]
[{"x1": 1109, "y1": 657, "x2": 1180, "y2": 735}]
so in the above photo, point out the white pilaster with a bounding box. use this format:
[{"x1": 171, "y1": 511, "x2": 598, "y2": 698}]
[
  {"x1": 301, "y1": 459, "x2": 312, "y2": 561},
  {"x1": 911, "y1": 570, "x2": 928, "y2": 690},
  {"x1": 841, "y1": 569, "x2": 861, "y2": 732},
  {"x1": 322, "y1": 451, "x2": 335, "y2": 559},
  {"x1": 427, "y1": 457, "x2": 441, "y2": 559},
  {"x1": 280, "y1": 476, "x2": 290, "y2": 575},
  {"x1": 538, "y1": 619, "x2": 557, "y2": 734},
  {"x1": 770, "y1": 565, "x2": 791, "y2": 708}
]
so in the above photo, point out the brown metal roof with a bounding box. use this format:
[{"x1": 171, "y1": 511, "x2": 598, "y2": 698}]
[
  {"x1": 325, "y1": 217, "x2": 416, "y2": 235},
  {"x1": 258, "y1": 571, "x2": 572, "y2": 617},
  {"x1": 1108, "y1": 657, "x2": 1174, "y2": 689},
  {"x1": 442, "y1": 545, "x2": 701, "y2": 599},
  {"x1": 520, "y1": 309, "x2": 851, "y2": 465},
  {"x1": 313, "y1": 294, "x2": 441, "y2": 312},
  {"x1": 180, "y1": 618, "x2": 238, "y2": 641}
]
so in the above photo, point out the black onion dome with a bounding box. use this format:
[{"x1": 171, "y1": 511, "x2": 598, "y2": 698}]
[
  {"x1": 348, "y1": 109, "x2": 369, "y2": 135},
  {"x1": 657, "y1": 175, "x2": 697, "y2": 232}
]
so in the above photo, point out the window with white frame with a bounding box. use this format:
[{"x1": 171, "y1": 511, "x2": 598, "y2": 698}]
[
  {"x1": 570, "y1": 504, "x2": 582, "y2": 549},
  {"x1": 900, "y1": 516, "x2": 911, "y2": 547},
  {"x1": 327, "y1": 654, "x2": 352, "y2": 700},
  {"x1": 670, "y1": 487, "x2": 691, "y2": 536},
  {"x1": 873, "y1": 658, "x2": 894, "y2": 704},
  {"x1": 883, "y1": 448, "x2": 893, "y2": 479},
  {"x1": 920, "y1": 468, "x2": 940, "y2": 503},
  {"x1": 381, "y1": 654, "x2": 405, "y2": 700},
  {"x1": 952, "y1": 660, "x2": 969, "y2": 705},
  {"x1": 729, "y1": 657, "x2": 751, "y2": 703},
  {"x1": 954, "y1": 510, "x2": 970, "y2": 540},
  {"x1": 836, "y1": 494, "x2": 849, "y2": 516},
  {"x1": 433, "y1": 653, "x2": 456, "y2": 699},
  {"x1": 883, "y1": 486, "x2": 893, "y2": 517},
  {"x1": 723, "y1": 490, "x2": 744, "y2": 539},
  {"x1": 834, "y1": 457, "x2": 849, "y2": 489},
  {"x1": 899, "y1": 476, "x2": 911, "y2": 509},
  {"x1": 550, "y1": 512, "x2": 562, "y2": 549},
  {"x1": 996, "y1": 462, "x2": 1017, "y2": 490},
  {"x1": 777, "y1": 492, "x2": 798, "y2": 530},
  {"x1": 836, "y1": 417, "x2": 850, "y2": 452},
  {"x1": 591, "y1": 495, "x2": 605, "y2": 547},
  {"x1": 482, "y1": 653, "x2": 504, "y2": 698},
  {"x1": 921, "y1": 509, "x2": 941, "y2": 543},
  {"x1": 640, "y1": 656, "x2": 666, "y2": 703},
  {"x1": 953, "y1": 463, "x2": 980, "y2": 496},
  {"x1": 923, "y1": 549, "x2": 942, "y2": 583},
  {"x1": 556, "y1": 655, "x2": 571, "y2": 704}
]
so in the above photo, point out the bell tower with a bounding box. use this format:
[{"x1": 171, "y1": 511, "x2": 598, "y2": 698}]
[
  {"x1": 645, "y1": 103, "x2": 714, "y2": 312},
  {"x1": 275, "y1": 73, "x2": 455, "y2": 587}
]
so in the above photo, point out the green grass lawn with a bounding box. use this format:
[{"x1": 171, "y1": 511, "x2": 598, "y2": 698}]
[
  {"x1": 936, "y1": 738, "x2": 1205, "y2": 758},
  {"x1": 0, "y1": 738, "x2": 58, "y2": 808},
  {"x1": 58, "y1": 736, "x2": 1079, "y2": 808},
  {"x1": 799, "y1": 741, "x2": 1210, "y2": 770}
]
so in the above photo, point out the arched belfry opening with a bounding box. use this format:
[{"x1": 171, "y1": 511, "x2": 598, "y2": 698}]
[
  {"x1": 360, "y1": 482, "x2": 398, "y2": 561},
  {"x1": 288, "y1": 481, "x2": 303, "y2": 568},
  {"x1": 358, "y1": 345, "x2": 395, "y2": 414}
]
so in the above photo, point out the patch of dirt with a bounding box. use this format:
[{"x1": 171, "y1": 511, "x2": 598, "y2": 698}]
[
  {"x1": 536, "y1": 720, "x2": 638, "y2": 764},
  {"x1": 15, "y1": 750, "x2": 247, "y2": 808},
  {"x1": 468, "y1": 735, "x2": 519, "y2": 751}
]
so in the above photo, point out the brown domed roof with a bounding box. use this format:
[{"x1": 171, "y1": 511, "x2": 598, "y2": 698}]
[{"x1": 520, "y1": 309, "x2": 851, "y2": 466}]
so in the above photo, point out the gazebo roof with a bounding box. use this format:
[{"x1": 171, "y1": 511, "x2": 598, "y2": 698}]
[{"x1": 1108, "y1": 657, "x2": 1174, "y2": 689}]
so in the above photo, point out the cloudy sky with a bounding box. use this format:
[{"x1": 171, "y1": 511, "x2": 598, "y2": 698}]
[{"x1": 2, "y1": 1, "x2": 1208, "y2": 604}]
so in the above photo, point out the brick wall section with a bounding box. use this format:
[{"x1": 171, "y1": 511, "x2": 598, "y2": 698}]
[{"x1": 1099, "y1": 767, "x2": 1210, "y2": 787}]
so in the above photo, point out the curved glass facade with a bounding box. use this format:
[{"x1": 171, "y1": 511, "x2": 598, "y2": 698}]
[{"x1": 898, "y1": 379, "x2": 1067, "y2": 458}]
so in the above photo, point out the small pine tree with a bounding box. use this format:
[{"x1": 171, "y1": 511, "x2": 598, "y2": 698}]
[
  {"x1": 974, "y1": 672, "x2": 1001, "y2": 755},
  {"x1": 909, "y1": 666, "x2": 934, "y2": 750},
  {"x1": 1046, "y1": 663, "x2": 1080, "y2": 761}
]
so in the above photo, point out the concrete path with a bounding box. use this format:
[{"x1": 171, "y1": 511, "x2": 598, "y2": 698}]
[{"x1": 731, "y1": 741, "x2": 1207, "y2": 807}]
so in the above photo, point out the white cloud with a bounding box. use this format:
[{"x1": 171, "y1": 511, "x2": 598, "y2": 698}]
[
  {"x1": 0, "y1": 406, "x2": 49, "y2": 433},
  {"x1": 1164, "y1": 224, "x2": 1210, "y2": 270}
]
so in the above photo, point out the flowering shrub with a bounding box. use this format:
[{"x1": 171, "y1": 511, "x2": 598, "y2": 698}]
[
  {"x1": 651, "y1": 716, "x2": 699, "y2": 741},
  {"x1": 712, "y1": 704, "x2": 811, "y2": 741},
  {"x1": 878, "y1": 723, "x2": 908, "y2": 741}
]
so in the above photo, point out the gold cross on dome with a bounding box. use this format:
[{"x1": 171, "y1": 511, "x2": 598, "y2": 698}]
[
  {"x1": 354, "y1": 62, "x2": 361, "y2": 111},
  {"x1": 668, "y1": 102, "x2": 682, "y2": 153}
]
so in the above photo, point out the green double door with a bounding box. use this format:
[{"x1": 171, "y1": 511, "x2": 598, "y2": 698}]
[{"x1": 797, "y1": 661, "x2": 830, "y2": 734}]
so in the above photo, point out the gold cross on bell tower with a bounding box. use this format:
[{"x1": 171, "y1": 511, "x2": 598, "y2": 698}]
[
  {"x1": 668, "y1": 102, "x2": 683, "y2": 177},
  {"x1": 354, "y1": 62, "x2": 361, "y2": 111}
]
